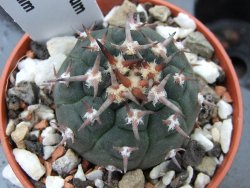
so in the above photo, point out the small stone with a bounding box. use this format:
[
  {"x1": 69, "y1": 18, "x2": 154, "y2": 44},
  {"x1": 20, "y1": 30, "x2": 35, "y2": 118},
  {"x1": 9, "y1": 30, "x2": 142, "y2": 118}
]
[
  {"x1": 195, "y1": 156, "x2": 218, "y2": 176},
  {"x1": 86, "y1": 169, "x2": 103, "y2": 181},
  {"x1": 220, "y1": 118, "x2": 233, "y2": 153},
  {"x1": 8, "y1": 81, "x2": 40, "y2": 104},
  {"x1": 214, "y1": 86, "x2": 226, "y2": 97},
  {"x1": 2, "y1": 164, "x2": 23, "y2": 187},
  {"x1": 11, "y1": 122, "x2": 29, "y2": 149},
  {"x1": 7, "y1": 94, "x2": 21, "y2": 111},
  {"x1": 217, "y1": 100, "x2": 233, "y2": 119},
  {"x1": 211, "y1": 126, "x2": 220, "y2": 143},
  {"x1": 207, "y1": 142, "x2": 222, "y2": 157},
  {"x1": 184, "y1": 52, "x2": 198, "y2": 65},
  {"x1": 149, "y1": 161, "x2": 170, "y2": 179},
  {"x1": 173, "y1": 12, "x2": 196, "y2": 30},
  {"x1": 156, "y1": 25, "x2": 180, "y2": 40},
  {"x1": 194, "y1": 173, "x2": 210, "y2": 188},
  {"x1": 145, "y1": 182, "x2": 154, "y2": 188},
  {"x1": 44, "y1": 161, "x2": 52, "y2": 176},
  {"x1": 64, "y1": 175, "x2": 74, "y2": 182},
  {"x1": 149, "y1": 5, "x2": 171, "y2": 22},
  {"x1": 172, "y1": 172, "x2": 190, "y2": 188},
  {"x1": 16, "y1": 54, "x2": 66, "y2": 86},
  {"x1": 94, "y1": 179, "x2": 104, "y2": 188},
  {"x1": 155, "y1": 181, "x2": 166, "y2": 188},
  {"x1": 73, "y1": 178, "x2": 95, "y2": 188},
  {"x1": 222, "y1": 92, "x2": 233, "y2": 103},
  {"x1": 107, "y1": 0, "x2": 136, "y2": 26},
  {"x1": 6, "y1": 119, "x2": 16, "y2": 136},
  {"x1": 74, "y1": 164, "x2": 86, "y2": 181},
  {"x1": 184, "y1": 31, "x2": 214, "y2": 59},
  {"x1": 193, "y1": 59, "x2": 220, "y2": 84},
  {"x1": 42, "y1": 133, "x2": 61, "y2": 146},
  {"x1": 33, "y1": 105, "x2": 55, "y2": 120},
  {"x1": 30, "y1": 41, "x2": 50, "y2": 60},
  {"x1": 39, "y1": 89, "x2": 54, "y2": 106},
  {"x1": 41, "y1": 126, "x2": 56, "y2": 136},
  {"x1": 136, "y1": 4, "x2": 148, "y2": 21},
  {"x1": 43, "y1": 145, "x2": 56, "y2": 160},
  {"x1": 162, "y1": 170, "x2": 175, "y2": 186},
  {"x1": 185, "y1": 166, "x2": 193, "y2": 184},
  {"x1": 180, "y1": 185, "x2": 193, "y2": 188},
  {"x1": 51, "y1": 146, "x2": 66, "y2": 162},
  {"x1": 191, "y1": 131, "x2": 214, "y2": 151},
  {"x1": 182, "y1": 140, "x2": 206, "y2": 167},
  {"x1": 13, "y1": 148, "x2": 45, "y2": 181},
  {"x1": 52, "y1": 149, "x2": 80, "y2": 176},
  {"x1": 118, "y1": 169, "x2": 145, "y2": 188},
  {"x1": 47, "y1": 36, "x2": 77, "y2": 56},
  {"x1": 45, "y1": 176, "x2": 64, "y2": 188},
  {"x1": 64, "y1": 182, "x2": 74, "y2": 188},
  {"x1": 24, "y1": 140, "x2": 43, "y2": 156},
  {"x1": 29, "y1": 130, "x2": 40, "y2": 139},
  {"x1": 34, "y1": 120, "x2": 48, "y2": 130},
  {"x1": 30, "y1": 180, "x2": 46, "y2": 188}
]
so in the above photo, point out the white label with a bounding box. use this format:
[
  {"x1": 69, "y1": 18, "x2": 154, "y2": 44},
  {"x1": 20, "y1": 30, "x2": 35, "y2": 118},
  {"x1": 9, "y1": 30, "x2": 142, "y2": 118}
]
[{"x1": 0, "y1": 0, "x2": 104, "y2": 42}]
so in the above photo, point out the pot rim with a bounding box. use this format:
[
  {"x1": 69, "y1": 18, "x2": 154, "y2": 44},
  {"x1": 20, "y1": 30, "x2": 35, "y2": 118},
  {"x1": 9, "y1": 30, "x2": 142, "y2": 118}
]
[{"x1": 0, "y1": 0, "x2": 243, "y2": 187}]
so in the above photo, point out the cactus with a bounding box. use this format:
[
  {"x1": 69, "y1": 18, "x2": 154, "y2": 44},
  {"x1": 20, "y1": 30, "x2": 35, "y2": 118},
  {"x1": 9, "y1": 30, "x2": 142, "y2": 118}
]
[{"x1": 50, "y1": 17, "x2": 200, "y2": 172}]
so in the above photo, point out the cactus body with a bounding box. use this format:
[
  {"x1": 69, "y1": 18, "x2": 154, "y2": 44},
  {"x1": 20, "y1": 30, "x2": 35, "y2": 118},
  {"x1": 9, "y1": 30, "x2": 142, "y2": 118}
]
[{"x1": 53, "y1": 26, "x2": 200, "y2": 171}]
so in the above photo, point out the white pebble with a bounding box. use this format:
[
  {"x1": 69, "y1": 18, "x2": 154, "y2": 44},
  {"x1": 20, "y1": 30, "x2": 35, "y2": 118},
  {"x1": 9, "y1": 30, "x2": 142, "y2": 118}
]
[
  {"x1": 173, "y1": 12, "x2": 196, "y2": 30},
  {"x1": 42, "y1": 133, "x2": 61, "y2": 146},
  {"x1": 43, "y1": 145, "x2": 56, "y2": 160},
  {"x1": 175, "y1": 41, "x2": 185, "y2": 50},
  {"x1": 16, "y1": 121, "x2": 33, "y2": 130},
  {"x1": 220, "y1": 118, "x2": 233, "y2": 153},
  {"x1": 218, "y1": 154, "x2": 224, "y2": 165},
  {"x1": 6, "y1": 119, "x2": 16, "y2": 136},
  {"x1": 74, "y1": 164, "x2": 86, "y2": 181},
  {"x1": 95, "y1": 179, "x2": 104, "y2": 188},
  {"x1": 47, "y1": 36, "x2": 77, "y2": 56},
  {"x1": 103, "y1": 6, "x2": 120, "y2": 27},
  {"x1": 217, "y1": 100, "x2": 233, "y2": 119},
  {"x1": 194, "y1": 173, "x2": 210, "y2": 188},
  {"x1": 86, "y1": 169, "x2": 104, "y2": 181},
  {"x1": 180, "y1": 185, "x2": 193, "y2": 188},
  {"x1": 191, "y1": 132, "x2": 214, "y2": 151},
  {"x1": 2, "y1": 164, "x2": 23, "y2": 187},
  {"x1": 178, "y1": 28, "x2": 195, "y2": 39},
  {"x1": 213, "y1": 121, "x2": 222, "y2": 131},
  {"x1": 13, "y1": 148, "x2": 45, "y2": 181},
  {"x1": 194, "y1": 127, "x2": 212, "y2": 140},
  {"x1": 156, "y1": 25, "x2": 180, "y2": 40},
  {"x1": 34, "y1": 105, "x2": 55, "y2": 120},
  {"x1": 162, "y1": 170, "x2": 175, "y2": 186},
  {"x1": 45, "y1": 176, "x2": 64, "y2": 188},
  {"x1": 211, "y1": 127, "x2": 220, "y2": 143},
  {"x1": 16, "y1": 54, "x2": 66, "y2": 86},
  {"x1": 192, "y1": 59, "x2": 220, "y2": 84},
  {"x1": 149, "y1": 161, "x2": 170, "y2": 179},
  {"x1": 41, "y1": 126, "x2": 56, "y2": 137},
  {"x1": 185, "y1": 52, "x2": 198, "y2": 65},
  {"x1": 195, "y1": 156, "x2": 218, "y2": 176},
  {"x1": 185, "y1": 166, "x2": 193, "y2": 184}
]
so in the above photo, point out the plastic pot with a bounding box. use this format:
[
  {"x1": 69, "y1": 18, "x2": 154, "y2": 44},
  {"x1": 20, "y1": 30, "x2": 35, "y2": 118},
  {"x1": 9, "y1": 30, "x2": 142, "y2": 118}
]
[{"x1": 0, "y1": 0, "x2": 243, "y2": 187}]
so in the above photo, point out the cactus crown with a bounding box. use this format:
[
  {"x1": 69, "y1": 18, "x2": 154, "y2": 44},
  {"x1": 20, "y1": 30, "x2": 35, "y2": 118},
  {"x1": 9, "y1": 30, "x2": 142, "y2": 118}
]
[{"x1": 50, "y1": 15, "x2": 200, "y2": 172}]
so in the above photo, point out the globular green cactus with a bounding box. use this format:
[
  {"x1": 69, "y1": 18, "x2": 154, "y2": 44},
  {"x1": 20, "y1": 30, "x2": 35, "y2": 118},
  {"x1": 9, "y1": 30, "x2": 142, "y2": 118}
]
[{"x1": 50, "y1": 18, "x2": 200, "y2": 172}]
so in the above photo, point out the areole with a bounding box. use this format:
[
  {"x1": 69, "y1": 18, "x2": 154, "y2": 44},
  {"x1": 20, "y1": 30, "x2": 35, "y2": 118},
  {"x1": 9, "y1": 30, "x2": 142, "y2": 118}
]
[{"x1": 0, "y1": 0, "x2": 243, "y2": 187}]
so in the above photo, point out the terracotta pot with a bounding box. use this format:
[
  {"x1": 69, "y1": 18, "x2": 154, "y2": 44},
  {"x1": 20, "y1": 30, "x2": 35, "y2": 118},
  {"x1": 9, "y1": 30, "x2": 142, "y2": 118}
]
[{"x1": 0, "y1": 0, "x2": 243, "y2": 187}]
